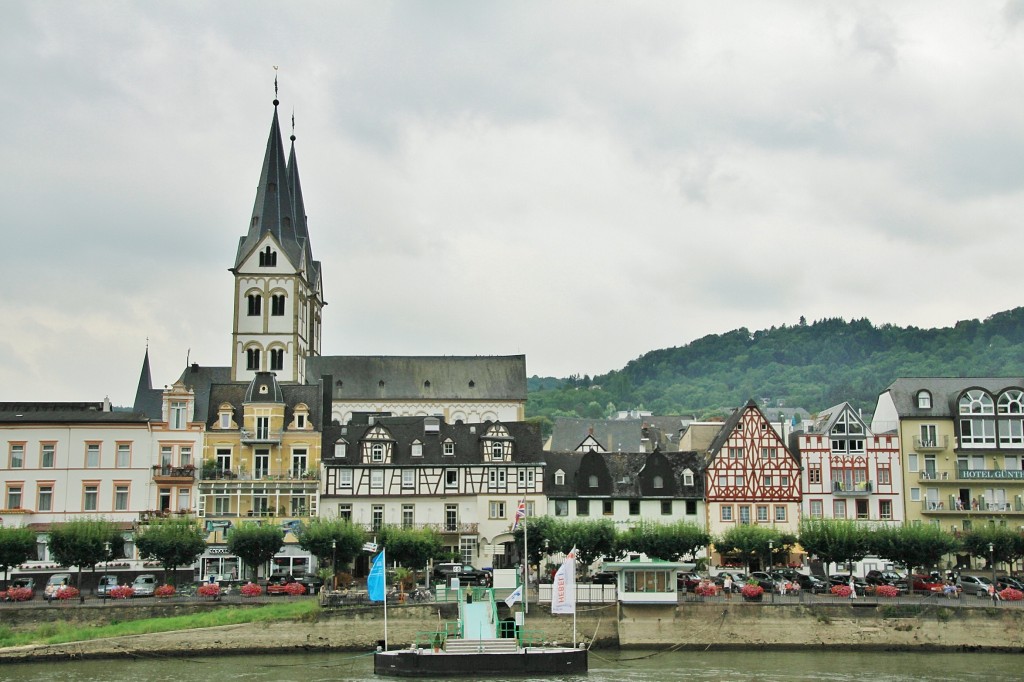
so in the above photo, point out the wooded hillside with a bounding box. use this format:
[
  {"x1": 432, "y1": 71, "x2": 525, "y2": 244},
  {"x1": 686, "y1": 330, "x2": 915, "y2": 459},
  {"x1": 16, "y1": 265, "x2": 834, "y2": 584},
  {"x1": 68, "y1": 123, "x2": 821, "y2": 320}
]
[{"x1": 527, "y1": 307, "x2": 1024, "y2": 422}]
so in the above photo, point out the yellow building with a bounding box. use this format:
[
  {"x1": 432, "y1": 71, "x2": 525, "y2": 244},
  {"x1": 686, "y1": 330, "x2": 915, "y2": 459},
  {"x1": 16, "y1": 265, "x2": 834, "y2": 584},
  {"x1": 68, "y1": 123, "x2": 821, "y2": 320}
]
[{"x1": 873, "y1": 378, "x2": 1024, "y2": 535}]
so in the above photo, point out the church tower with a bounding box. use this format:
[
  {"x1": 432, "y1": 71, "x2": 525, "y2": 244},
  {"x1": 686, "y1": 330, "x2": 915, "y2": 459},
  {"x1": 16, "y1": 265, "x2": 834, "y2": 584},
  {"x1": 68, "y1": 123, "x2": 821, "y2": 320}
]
[{"x1": 230, "y1": 96, "x2": 324, "y2": 384}]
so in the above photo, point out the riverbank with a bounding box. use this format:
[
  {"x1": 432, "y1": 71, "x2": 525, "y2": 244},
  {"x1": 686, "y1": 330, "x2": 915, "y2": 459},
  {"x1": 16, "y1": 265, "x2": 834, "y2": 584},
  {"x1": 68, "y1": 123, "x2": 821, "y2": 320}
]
[{"x1": 2, "y1": 600, "x2": 1023, "y2": 662}]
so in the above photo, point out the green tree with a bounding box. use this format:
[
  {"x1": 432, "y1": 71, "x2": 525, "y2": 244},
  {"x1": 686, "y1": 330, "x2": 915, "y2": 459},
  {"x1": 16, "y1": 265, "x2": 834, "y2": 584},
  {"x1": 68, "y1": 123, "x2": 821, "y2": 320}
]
[
  {"x1": 617, "y1": 521, "x2": 710, "y2": 561},
  {"x1": 226, "y1": 523, "x2": 285, "y2": 581},
  {"x1": 47, "y1": 518, "x2": 117, "y2": 594},
  {"x1": 511, "y1": 515, "x2": 561, "y2": 569},
  {"x1": 551, "y1": 519, "x2": 617, "y2": 574},
  {"x1": 0, "y1": 526, "x2": 36, "y2": 588},
  {"x1": 295, "y1": 518, "x2": 365, "y2": 575},
  {"x1": 959, "y1": 525, "x2": 1022, "y2": 568},
  {"x1": 378, "y1": 525, "x2": 444, "y2": 572},
  {"x1": 135, "y1": 518, "x2": 206, "y2": 585},
  {"x1": 869, "y1": 524, "x2": 960, "y2": 578},
  {"x1": 716, "y1": 525, "x2": 784, "y2": 572},
  {"x1": 798, "y1": 519, "x2": 871, "y2": 576}
]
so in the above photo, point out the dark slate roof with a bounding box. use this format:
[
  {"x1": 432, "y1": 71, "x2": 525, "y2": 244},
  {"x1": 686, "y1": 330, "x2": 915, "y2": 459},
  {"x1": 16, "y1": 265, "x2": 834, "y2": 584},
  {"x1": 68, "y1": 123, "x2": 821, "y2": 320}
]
[
  {"x1": 308, "y1": 355, "x2": 527, "y2": 401},
  {"x1": 548, "y1": 418, "x2": 667, "y2": 452},
  {"x1": 880, "y1": 377, "x2": 1024, "y2": 418},
  {"x1": 244, "y1": 372, "x2": 285, "y2": 403},
  {"x1": 286, "y1": 138, "x2": 322, "y2": 296},
  {"x1": 132, "y1": 349, "x2": 163, "y2": 419},
  {"x1": 704, "y1": 401, "x2": 747, "y2": 461},
  {"x1": 323, "y1": 417, "x2": 545, "y2": 466},
  {"x1": 175, "y1": 364, "x2": 233, "y2": 422},
  {"x1": 204, "y1": 380, "x2": 322, "y2": 429},
  {"x1": 234, "y1": 105, "x2": 302, "y2": 270},
  {"x1": 0, "y1": 403, "x2": 149, "y2": 425},
  {"x1": 543, "y1": 449, "x2": 704, "y2": 499}
]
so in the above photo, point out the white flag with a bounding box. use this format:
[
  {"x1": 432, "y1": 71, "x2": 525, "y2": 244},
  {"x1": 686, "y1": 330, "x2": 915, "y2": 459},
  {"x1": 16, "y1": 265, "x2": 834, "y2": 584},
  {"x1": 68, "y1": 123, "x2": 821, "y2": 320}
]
[
  {"x1": 551, "y1": 547, "x2": 577, "y2": 615},
  {"x1": 504, "y1": 584, "x2": 524, "y2": 607}
]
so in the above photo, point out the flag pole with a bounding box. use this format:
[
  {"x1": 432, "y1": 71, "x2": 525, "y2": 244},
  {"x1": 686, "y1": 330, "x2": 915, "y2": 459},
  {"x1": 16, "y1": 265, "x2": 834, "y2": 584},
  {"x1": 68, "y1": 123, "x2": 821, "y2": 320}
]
[
  {"x1": 383, "y1": 548, "x2": 388, "y2": 651},
  {"x1": 523, "y1": 512, "x2": 529, "y2": 616}
]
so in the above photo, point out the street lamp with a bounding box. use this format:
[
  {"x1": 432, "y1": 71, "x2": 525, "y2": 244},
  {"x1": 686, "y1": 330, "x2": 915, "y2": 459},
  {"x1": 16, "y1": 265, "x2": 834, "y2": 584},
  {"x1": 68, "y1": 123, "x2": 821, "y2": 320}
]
[
  {"x1": 102, "y1": 541, "x2": 111, "y2": 605},
  {"x1": 332, "y1": 539, "x2": 338, "y2": 590},
  {"x1": 768, "y1": 540, "x2": 774, "y2": 602},
  {"x1": 989, "y1": 542, "x2": 997, "y2": 605}
]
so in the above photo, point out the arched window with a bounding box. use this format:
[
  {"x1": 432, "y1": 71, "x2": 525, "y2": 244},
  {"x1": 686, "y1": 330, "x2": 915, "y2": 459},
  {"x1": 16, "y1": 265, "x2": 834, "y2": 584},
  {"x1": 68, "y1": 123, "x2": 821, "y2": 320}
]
[
  {"x1": 245, "y1": 347, "x2": 261, "y2": 370},
  {"x1": 588, "y1": 475, "x2": 599, "y2": 488},
  {"x1": 916, "y1": 391, "x2": 932, "y2": 409},
  {"x1": 258, "y1": 246, "x2": 277, "y2": 267},
  {"x1": 247, "y1": 294, "x2": 262, "y2": 316},
  {"x1": 653, "y1": 475, "x2": 664, "y2": 489},
  {"x1": 490, "y1": 442, "x2": 504, "y2": 460},
  {"x1": 271, "y1": 294, "x2": 285, "y2": 316},
  {"x1": 371, "y1": 443, "x2": 385, "y2": 462},
  {"x1": 270, "y1": 348, "x2": 284, "y2": 371}
]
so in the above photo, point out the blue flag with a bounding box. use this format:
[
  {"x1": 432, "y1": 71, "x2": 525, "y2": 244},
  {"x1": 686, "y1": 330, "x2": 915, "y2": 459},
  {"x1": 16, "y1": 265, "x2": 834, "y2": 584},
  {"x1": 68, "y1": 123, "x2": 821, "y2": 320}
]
[{"x1": 368, "y1": 549, "x2": 386, "y2": 602}]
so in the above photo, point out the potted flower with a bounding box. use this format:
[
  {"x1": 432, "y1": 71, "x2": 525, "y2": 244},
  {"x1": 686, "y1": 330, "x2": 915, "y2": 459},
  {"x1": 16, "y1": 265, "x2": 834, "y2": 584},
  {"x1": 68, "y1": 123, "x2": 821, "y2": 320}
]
[
  {"x1": 830, "y1": 584, "x2": 853, "y2": 598},
  {"x1": 432, "y1": 632, "x2": 444, "y2": 653},
  {"x1": 874, "y1": 585, "x2": 899, "y2": 598},
  {"x1": 240, "y1": 582, "x2": 263, "y2": 598},
  {"x1": 198, "y1": 583, "x2": 222, "y2": 599},
  {"x1": 56, "y1": 586, "x2": 80, "y2": 601},
  {"x1": 283, "y1": 581, "x2": 306, "y2": 597},
  {"x1": 694, "y1": 581, "x2": 718, "y2": 597},
  {"x1": 108, "y1": 585, "x2": 135, "y2": 600},
  {"x1": 998, "y1": 587, "x2": 1023, "y2": 601},
  {"x1": 6, "y1": 587, "x2": 33, "y2": 602},
  {"x1": 154, "y1": 584, "x2": 176, "y2": 598},
  {"x1": 741, "y1": 582, "x2": 764, "y2": 601}
]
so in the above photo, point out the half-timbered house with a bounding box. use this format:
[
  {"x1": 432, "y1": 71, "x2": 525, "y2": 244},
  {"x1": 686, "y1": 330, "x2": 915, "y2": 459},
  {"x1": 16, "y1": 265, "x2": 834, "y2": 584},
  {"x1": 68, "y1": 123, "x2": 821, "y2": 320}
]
[
  {"x1": 321, "y1": 415, "x2": 545, "y2": 569},
  {"x1": 790, "y1": 402, "x2": 903, "y2": 525},
  {"x1": 705, "y1": 400, "x2": 802, "y2": 557}
]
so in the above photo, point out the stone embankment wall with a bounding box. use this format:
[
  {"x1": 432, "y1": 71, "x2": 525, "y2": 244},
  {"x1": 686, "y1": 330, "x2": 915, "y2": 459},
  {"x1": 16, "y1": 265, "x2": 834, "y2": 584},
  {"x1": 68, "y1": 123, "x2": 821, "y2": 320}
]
[{"x1": 2, "y1": 601, "x2": 1023, "y2": 662}]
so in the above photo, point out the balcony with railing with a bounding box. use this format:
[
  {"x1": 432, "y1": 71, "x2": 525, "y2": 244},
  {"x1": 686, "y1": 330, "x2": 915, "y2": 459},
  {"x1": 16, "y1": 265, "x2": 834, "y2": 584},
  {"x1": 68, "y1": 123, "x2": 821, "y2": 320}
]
[
  {"x1": 920, "y1": 498, "x2": 1024, "y2": 514},
  {"x1": 239, "y1": 428, "x2": 283, "y2": 445},
  {"x1": 198, "y1": 465, "x2": 319, "y2": 482},
  {"x1": 152, "y1": 464, "x2": 196, "y2": 482},
  {"x1": 917, "y1": 471, "x2": 951, "y2": 482},
  {"x1": 913, "y1": 435, "x2": 949, "y2": 451},
  {"x1": 833, "y1": 480, "x2": 873, "y2": 496}
]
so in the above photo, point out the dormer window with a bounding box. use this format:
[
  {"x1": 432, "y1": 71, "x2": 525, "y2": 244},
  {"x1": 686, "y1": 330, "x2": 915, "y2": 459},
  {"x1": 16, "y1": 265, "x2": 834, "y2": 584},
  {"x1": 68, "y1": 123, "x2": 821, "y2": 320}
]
[
  {"x1": 490, "y1": 442, "x2": 503, "y2": 460},
  {"x1": 443, "y1": 441, "x2": 455, "y2": 456},
  {"x1": 371, "y1": 443, "x2": 385, "y2": 462},
  {"x1": 334, "y1": 440, "x2": 347, "y2": 458},
  {"x1": 917, "y1": 391, "x2": 932, "y2": 409},
  {"x1": 682, "y1": 469, "x2": 694, "y2": 486},
  {"x1": 653, "y1": 475, "x2": 664, "y2": 489},
  {"x1": 411, "y1": 441, "x2": 423, "y2": 457},
  {"x1": 588, "y1": 475, "x2": 599, "y2": 488},
  {"x1": 259, "y1": 246, "x2": 277, "y2": 267},
  {"x1": 554, "y1": 470, "x2": 565, "y2": 486}
]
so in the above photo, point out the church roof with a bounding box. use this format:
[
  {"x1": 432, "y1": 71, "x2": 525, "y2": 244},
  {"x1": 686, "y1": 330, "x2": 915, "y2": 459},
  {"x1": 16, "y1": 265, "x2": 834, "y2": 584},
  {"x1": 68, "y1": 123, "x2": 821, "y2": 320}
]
[{"x1": 308, "y1": 355, "x2": 527, "y2": 401}]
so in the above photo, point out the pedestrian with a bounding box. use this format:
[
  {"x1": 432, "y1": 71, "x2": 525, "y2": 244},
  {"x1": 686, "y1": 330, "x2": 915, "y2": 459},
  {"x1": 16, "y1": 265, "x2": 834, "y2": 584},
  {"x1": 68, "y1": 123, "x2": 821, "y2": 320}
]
[
  {"x1": 723, "y1": 575, "x2": 733, "y2": 599},
  {"x1": 989, "y1": 583, "x2": 999, "y2": 606},
  {"x1": 849, "y1": 577, "x2": 857, "y2": 600}
]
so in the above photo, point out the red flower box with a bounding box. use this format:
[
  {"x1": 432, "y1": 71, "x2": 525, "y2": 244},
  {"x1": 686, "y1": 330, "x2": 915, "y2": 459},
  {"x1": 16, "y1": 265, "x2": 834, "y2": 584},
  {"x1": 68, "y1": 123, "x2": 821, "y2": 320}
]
[
  {"x1": 108, "y1": 585, "x2": 135, "y2": 599},
  {"x1": 741, "y1": 583, "x2": 764, "y2": 599},
  {"x1": 999, "y1": 587, "x2": 1023, "y2": 601},
  {"x1": 56, "y1": 586, "x2": 80, "y2": 600},
  {"x1": 830, "y1": 584, "x2": 853, "y2": 598},
  {"x1": 154, "y1": 584, "x2": 176, "y2": 598},
  {"x1": 283, "y1": 581, "x2": 306, "y2": 596},
  {"x1": 874, "y1": 585, "x2": 899, "y2": 598},
  {"x1": 240, "y1": 582, "x2": 263, "y2": 597},
  {"x1": 694, "y1": 582, "x2": 718, "y2": 597},
  {"x1": 197, "y1": 583, "x2": 222, "y2": 598},
  {"x1": 6, "y1": 587, "x2": 33, "y2": 602}
]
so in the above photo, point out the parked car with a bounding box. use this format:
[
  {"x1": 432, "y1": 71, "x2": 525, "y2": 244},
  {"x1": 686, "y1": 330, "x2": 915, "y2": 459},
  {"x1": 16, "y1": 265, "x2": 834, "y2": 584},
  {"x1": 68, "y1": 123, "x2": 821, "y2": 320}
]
[
  {"x1": 997, "y1": 576, "x2": 1024, "y2": 591},
  {"x1": 432, "y1": 563, "x2": 490, "y2": 586},
  {"x1": 791, "y1": 573, "x2": 829, "y2": 594},
  {"x1": 749, "y1": 571, "x2": 782, "y2": 593},
  {"x1": 677, "y1": 572, "x2": 703, "y2": 592},
  {"x1": 956, "y1": 574, "x2": 992, "y2": 596},
  {"x1": 710, "y1": 572, "x2": 746, "y2": 593},
  {"x1": 865, "y1": 570, "x2": 906, "y2": 587},
  {"x1": 828, "y1": 575, "x2": 869, "y2": 596},
  {"x1": 2, "y1": 577, "x2": 36, "y2": 601},
  {"x1": 96, "y1": 574, "x2": 119, "y2": 597},
  {"x1": 132, "y1": 574, "x2": 158, "y2": 597},
  {"x1": 296, "y1": 574, "x2": 325, "y2": 592},
  {"x1": 44, "y1": 573, "x2": 73, "y2": 600},
  {"x1": 590, "y1": 571, "x2": 617, "y2": 585},
  {"x1": 910, "y1": 574, "x2": 945, "y2": 594}
]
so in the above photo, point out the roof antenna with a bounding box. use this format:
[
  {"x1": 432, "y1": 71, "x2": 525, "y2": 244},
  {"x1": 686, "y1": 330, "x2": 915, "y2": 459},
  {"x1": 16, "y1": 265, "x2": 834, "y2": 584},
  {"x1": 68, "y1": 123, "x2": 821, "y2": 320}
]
[{"x1": 273, "y1": 65, "x2": 279, "y2": 106}]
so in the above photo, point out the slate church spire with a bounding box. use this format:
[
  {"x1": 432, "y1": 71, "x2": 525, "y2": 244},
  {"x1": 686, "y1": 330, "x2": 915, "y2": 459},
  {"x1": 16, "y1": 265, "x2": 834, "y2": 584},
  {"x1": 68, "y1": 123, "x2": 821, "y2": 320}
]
[{"x1": 229, "y1": 87, "x2": 324, "y2": 384}]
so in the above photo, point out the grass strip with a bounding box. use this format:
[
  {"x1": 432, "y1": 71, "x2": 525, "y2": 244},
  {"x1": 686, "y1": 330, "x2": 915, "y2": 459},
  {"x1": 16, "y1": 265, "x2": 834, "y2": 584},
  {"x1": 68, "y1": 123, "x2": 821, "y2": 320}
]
[{"x1": 0, "y1": 600, "x2": 319, "y2": 648}]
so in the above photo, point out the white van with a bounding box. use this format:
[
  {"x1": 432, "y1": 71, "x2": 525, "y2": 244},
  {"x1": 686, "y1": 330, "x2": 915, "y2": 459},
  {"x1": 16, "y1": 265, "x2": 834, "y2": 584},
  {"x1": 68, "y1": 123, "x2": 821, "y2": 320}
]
[{"x1": 44, "y1": 573, "x2": 72, "y2": 600}]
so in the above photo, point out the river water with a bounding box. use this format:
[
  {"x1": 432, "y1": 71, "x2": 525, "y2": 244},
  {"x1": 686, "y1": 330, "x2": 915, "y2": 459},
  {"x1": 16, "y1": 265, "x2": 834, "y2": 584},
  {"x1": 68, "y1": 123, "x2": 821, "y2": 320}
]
[{"x1": 0, "y1": 649, "x2": 1021, "y2": 681}]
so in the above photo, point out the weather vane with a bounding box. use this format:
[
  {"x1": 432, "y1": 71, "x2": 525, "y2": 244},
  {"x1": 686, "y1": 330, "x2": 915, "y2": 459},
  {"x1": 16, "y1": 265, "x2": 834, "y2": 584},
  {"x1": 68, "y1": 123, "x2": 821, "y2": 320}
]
[{"x1": 273, "y1": 65, "x2": 279, "y2": 101}]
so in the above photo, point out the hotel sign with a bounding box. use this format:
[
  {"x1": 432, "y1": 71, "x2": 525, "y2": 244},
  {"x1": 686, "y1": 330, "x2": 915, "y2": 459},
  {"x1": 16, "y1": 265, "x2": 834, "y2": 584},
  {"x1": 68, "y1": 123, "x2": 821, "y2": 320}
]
[{"x1": 959, "y1": 470, "x2": 1024, "y2": 480}]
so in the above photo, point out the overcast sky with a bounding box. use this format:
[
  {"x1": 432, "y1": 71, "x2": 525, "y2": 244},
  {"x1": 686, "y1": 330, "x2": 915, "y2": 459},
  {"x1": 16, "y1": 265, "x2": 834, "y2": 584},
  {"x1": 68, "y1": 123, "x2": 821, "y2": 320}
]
[{"x1": 3, "y1": 1, "x2": 1024, "y2": 404}]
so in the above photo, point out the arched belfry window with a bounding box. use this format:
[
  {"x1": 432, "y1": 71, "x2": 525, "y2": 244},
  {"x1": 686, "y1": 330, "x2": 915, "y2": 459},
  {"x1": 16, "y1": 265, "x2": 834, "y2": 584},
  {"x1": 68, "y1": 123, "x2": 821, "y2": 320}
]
[
  {"x1": 259, "y1": 246, "x2": 277, "y2": 267},
  {"x1": 247, "y1": 294, "x2": 262, "y2": 316},
  {"x1": 246, "y1": 347, "x2": 261, "y2": 371}
]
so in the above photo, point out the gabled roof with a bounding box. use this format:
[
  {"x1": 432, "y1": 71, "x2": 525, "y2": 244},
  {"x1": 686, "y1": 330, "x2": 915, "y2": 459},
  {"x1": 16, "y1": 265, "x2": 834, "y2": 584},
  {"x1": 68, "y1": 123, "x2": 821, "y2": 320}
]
[
  {"x1": 879, "y1": 377, "x2": 1024, "y2": 418},
  {"x1": 308, "y1": 355, "x2": 527, "y2": 401},
  {"x1": 323, "y1": 416, "x2": 544, "y2": 465},
  {"x1": 704, "y1": 401, "x2": 747, "y2": 461}
]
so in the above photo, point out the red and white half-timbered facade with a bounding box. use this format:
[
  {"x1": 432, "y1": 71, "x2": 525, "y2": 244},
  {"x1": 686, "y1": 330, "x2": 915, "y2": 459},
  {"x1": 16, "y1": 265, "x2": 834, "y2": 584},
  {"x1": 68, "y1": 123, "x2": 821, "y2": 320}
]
[
  {"x1": 705, "y1": 400, "x2": 801, "y2": 542},
  {"x1": 792, "y1": 402, "x2": 903, "y2": 526}
]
